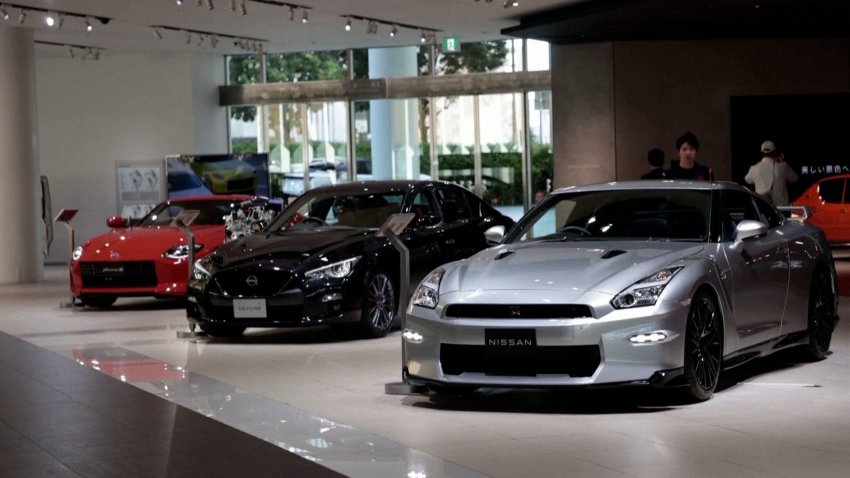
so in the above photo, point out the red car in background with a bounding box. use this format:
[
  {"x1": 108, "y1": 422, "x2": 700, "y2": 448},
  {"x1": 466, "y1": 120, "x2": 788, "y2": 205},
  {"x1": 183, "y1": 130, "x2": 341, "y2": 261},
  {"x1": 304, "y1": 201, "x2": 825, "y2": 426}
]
[
  {"x1": 71, "y1": 195, "x2": 253, "y2": 307},
  {"x1": 793, "y1": 174, "x2": 850, "y2": 244}
]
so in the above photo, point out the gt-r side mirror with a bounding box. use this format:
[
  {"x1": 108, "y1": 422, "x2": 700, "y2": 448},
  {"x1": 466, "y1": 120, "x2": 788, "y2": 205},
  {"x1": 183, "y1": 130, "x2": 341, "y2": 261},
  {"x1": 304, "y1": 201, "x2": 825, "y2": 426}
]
[
  {"x1": 734, "y1": 220, "x2": 767, "y2": 243},
  {"x1": 484, "y1": 225, "x2": 506, "y2": 246},
  {"x1": 415, "y1": 214, "x2": 440, "y2": 228},
  {"x1": 106, "y1": 216, "x2": 127, "y2": 228}
]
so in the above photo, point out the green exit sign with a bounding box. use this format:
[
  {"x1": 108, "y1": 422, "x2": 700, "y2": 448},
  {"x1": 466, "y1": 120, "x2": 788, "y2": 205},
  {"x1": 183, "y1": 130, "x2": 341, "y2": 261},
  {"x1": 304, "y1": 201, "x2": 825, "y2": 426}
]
[{"x1": 443, "y1": 36, "x2": 460, "y2": 52}]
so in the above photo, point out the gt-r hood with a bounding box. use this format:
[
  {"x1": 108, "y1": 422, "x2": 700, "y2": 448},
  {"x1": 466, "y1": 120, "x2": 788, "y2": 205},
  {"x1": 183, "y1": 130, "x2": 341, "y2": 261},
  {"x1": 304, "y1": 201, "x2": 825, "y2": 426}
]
[
  {"x1": 213, "y1": 227, "x2": 374, "y2": 268},
  {"x1": 445, "y1": 241, "x2": 706, "y2": 295},
  {"x1": 80, "y1": 225, "x2": 222, "y2": 259}
]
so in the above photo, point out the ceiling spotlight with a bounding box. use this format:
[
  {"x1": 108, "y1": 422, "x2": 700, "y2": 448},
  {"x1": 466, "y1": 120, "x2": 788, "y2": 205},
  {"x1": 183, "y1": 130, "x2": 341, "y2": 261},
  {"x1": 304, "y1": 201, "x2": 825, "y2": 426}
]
[
  {"x1": 153, "y1": 27, "x2": 163, "y2": 40},
  {"x1": 67, "y1": 47, "x2": 75, "y2": 59},
  {"x1": 230, "y1": 0, "x2": 236, "y2": 12},
  {"x1": 367, "y1": 20, "x2": 377, "y2": 34},
  {"x1": 301, "y1": 9, "x2": 308, "y2": 23},
  {"x1": 57, "y1": 13, "x2": 64, "y2": 29},
  {"x1": 389, "y1": 24, "x2": 398, "y2": 37},
  {"x1": 420, "y1": 30, "x2": 426, "y2": 43},
  {"x1": 92, "y1": 49, "x2": 101, "y2": 61},
  {"x1": 185, "y1": 30, "x2": 192, "y2": 44},
  {"x1": 206, "y1": 0, "x2": 214, "y2": 10},
  {"x1": 210, "y1": 34, "x2": 219, "y2": 48},
  {"x1": 17, "y1": 8, "x2": 25, "y2": 24},
  {"x1": 45, "y1": 12, "x2": 55, "y2": 27},
  {"x1": 1, "y1": 6, "x2": 9, "y2": 21},
  {"x1": 344, "y1": 16, "x2": 351, "y2": 32},
  {"x1": 175, "y1": 0, "x2": 183, "y2": 5},
  {"x1": 503, "y1": 0, "x2": 519, "y2": 7},
  {"x1": 195, "y1": 0, "x2": 202, "y2": 6},
  {"x1": 239, "y1": 0, "x2": 247, "y2": 15},
  {"x1": 288, "y1": 6, "x2": 295, "y2": 21},
  {"x1": 85, "y1": 17, "x2": 93, "y2": 33},
  {"x1": 197, "y1": 34, "x2": 206, "y2": 46}
]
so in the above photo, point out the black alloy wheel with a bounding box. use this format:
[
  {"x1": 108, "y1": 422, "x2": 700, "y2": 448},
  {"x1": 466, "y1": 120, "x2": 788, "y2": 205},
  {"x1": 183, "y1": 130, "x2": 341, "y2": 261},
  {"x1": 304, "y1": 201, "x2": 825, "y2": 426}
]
[
  {"x1": 683, "y1": 291, "x2": 723, "y2": 401},
  {"x1": 806, "y1": 267, "x2": 836, "y2": 360},
  {"x1": 81, "y1": 296, "x2": 117, "y2": 308},
  {"x1": 360, "y1": 270, "x2": 396, "y2": 338},
  {"x1": 199, "y1": 323, "x2": 247, "y2": 338}
]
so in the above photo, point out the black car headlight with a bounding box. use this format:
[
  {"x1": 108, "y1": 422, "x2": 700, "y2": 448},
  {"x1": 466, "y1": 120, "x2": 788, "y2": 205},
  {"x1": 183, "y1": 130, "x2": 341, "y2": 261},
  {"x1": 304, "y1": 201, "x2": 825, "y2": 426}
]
[
  {"x1": 304, "y1": 257, "x2": 361, "y2": 281},
  {"x1": 611, "y1": 266, "x2": 684, "y2": 309},
  {"x1": 163, "y1": 243, "x2": 204, "y2": 260},
  {"x1": 411, "y1": 268, "x2": 445, "y2": 309},
  {"x1": 193, "y1": 256, "x2": 214, "y2": 280}
]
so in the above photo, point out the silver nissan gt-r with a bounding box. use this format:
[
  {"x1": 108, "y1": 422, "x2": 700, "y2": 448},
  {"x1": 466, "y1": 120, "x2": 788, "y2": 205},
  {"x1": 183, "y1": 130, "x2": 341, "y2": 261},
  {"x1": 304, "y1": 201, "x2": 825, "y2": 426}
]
[{"x1": 403, "y1": 181, "x2": 839, "y2": 401}]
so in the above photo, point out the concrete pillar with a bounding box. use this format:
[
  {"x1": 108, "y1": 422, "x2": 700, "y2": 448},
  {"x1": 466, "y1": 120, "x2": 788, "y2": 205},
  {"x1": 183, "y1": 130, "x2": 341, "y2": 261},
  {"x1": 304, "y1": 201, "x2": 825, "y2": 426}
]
[
  {"x1": 368, "y1": 47, "x2": 420, "y2": 179},
  {"x1": 0, "y1": 27, "x2": 42, "y2": 283},
  {"x1": 550, "y1": 42, "x2": 617, "y2": 188}
]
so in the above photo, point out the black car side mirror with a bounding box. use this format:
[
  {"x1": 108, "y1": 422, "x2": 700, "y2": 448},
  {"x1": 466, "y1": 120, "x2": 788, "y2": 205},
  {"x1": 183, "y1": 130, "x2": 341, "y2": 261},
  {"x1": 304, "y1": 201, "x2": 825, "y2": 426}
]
[{"x1": 414, "y1": 214, "x2": 440, "y2": 228}]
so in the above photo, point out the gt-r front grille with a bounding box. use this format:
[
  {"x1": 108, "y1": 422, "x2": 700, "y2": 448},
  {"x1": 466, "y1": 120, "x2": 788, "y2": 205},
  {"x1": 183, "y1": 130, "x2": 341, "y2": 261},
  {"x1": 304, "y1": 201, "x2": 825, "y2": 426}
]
[
  {"x1": 213, "y1": 270, "x2": 293, "y2": 297},
  {"x1": 444, "y1": 304, "x2": 593, "y2": 319},
  {"x1": 440, "y1": 344, "x2": 600, "y2": 377},
  {"x1": 81, "y1": 262, "x2": 157, "y2": 287}
]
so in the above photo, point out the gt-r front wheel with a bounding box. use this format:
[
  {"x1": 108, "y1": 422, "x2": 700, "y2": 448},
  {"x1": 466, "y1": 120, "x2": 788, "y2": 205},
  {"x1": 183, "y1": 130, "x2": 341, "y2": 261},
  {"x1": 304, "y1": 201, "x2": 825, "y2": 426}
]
[
  {"x1": 683, "y1": 291, "x2": 723, "y2": 401},
  {"x1": 806, "y1": 267, "x2": 836, "y2": 360},
  {"x1": 360, "y1": 270, "x2": 396, "y2": 338}
]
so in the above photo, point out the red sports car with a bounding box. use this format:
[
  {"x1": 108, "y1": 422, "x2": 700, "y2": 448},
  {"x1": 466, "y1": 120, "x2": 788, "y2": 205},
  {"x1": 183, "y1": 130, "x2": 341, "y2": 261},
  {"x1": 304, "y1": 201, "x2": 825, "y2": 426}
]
[
  {"x1": 71, "y1": 195, "x2": 253, "y2": 307},
  {"x1": 793, "y1": 174, "x2": 850, "y2": 244}
]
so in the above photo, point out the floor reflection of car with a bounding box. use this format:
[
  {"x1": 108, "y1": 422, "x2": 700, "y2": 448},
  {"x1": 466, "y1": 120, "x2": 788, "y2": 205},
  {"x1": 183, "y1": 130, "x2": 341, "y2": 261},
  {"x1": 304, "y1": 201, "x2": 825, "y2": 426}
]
[
  {"x1": 404, "y1": 180, "x2": 839, "y2": 401},
  {"x1": 793, "y1": 174, "x2": 850, "y2": 243},
  {"x1": 167, "y1": 165, "x2": 213, "y2": 198},
  {"x1": 71, "y1": 195, "x2": 253, "y2": 308},
  {"x1": 190, "y1": 159, "x2": 257, "y2": 194},
  {"x1": 187, "y1": 180, "x2": 515, "y2": 338}
]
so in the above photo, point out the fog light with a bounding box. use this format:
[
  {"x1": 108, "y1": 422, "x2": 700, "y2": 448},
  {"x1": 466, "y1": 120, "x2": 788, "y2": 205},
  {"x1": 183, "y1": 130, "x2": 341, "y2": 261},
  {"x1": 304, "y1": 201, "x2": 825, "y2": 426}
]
[
  {"x1": 403, "y1": 328, "x2": 424, "y2": 344},
  {"x1": 321, "y1": 293, "x2": 343, "y2": 303},
  {"x1": 629, "y1": 331, "x2": 669, "y2": 344}
]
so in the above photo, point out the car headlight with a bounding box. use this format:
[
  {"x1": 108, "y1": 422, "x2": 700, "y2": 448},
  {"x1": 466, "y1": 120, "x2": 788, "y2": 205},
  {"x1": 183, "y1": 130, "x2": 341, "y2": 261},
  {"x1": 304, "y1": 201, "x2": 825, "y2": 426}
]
[
  {"x1": 611, "y1": 266, "x2": 684, "y2": 309},
  {"x1": 193, "y1": 256, "x2": 214, "y2": 280},
  {"x1": 72, "y1": 246, "x2": 83, "y2": 261},
  {"x1": 304, "y1": 257, "x2": 361, "y2": 281},
  {"x1": 163, "y1": 243, "x2": 204, "y2": 260},
  {"x1": 411, "y1": 268, "x2": 445, "y2": 309}
]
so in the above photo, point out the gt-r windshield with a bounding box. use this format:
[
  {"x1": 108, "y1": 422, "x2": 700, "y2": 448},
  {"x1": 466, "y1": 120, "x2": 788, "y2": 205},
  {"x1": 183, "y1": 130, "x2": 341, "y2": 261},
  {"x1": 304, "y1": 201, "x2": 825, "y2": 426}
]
[
  {"x1": 507, "y1": 189, "x2": 711, "y2": 243},
  {"x1": 269, "y1": 190, "x2": 406, "y2": 232}
]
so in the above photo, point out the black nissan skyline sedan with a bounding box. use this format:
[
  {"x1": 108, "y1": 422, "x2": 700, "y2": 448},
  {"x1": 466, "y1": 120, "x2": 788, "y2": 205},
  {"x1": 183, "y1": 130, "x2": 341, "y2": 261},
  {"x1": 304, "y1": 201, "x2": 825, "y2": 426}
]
[{"x1": 187, "y1": 180, "x2": 514, "y2": 338}]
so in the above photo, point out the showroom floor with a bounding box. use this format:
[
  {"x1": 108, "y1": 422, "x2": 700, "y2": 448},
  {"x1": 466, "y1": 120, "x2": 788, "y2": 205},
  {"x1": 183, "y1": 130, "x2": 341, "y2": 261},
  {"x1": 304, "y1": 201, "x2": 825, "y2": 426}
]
[{"x1": 2, "y1": 262, "x2": 850, "y2": 478}]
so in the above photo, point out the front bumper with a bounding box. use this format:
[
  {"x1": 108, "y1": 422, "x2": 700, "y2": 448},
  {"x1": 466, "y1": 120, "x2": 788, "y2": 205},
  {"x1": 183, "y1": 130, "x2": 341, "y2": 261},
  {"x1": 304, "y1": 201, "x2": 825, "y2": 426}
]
[
  {"x1": 186, "y1": 267, "x2": 363, "y2": 328},
  {"x1": 403, "y1": 289, "x2": 690, "y2": 388},
  {"x1": 71, "y1": 258, "x2": 191, "y2": 298}
]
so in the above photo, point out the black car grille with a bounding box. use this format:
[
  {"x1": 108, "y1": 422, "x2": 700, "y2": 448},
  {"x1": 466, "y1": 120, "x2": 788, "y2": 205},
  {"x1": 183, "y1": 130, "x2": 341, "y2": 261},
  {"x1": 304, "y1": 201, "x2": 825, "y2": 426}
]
[
  {"x1": 213, "y1": 270, "x2": 293, "y2": 297},
  {"x1": 444, "y1": 304, "x2": 593, "y2": 319},
  {"x1": 227, "y1": 177, "x2": 255, "y2": 192},
  {"x1": 440, "y1": 344, "x2": 601, "y2": 377},
  {"x1": 81, "y1": 262, "x2": 157, "y2": 288}
]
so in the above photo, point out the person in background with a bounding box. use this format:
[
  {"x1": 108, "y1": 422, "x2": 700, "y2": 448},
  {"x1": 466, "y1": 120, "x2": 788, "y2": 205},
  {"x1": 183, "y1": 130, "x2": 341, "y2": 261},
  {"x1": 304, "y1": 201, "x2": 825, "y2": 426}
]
[
  {"x1": 744, "y1": 140, "x2": 798, "y2": 206},
  {"x1": 667, "y1": 131, "x2": 714, "y2": 181},
  {"x1": 641, "y1": 148, "x2": 667, "y2": 179}
]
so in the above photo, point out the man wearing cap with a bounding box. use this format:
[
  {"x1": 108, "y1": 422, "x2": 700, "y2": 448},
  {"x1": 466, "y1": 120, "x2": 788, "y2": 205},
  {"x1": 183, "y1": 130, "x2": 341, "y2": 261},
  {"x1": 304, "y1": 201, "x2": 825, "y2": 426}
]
[{"x1": 745, "y1": 140, "x2": 798, "y2": 206}]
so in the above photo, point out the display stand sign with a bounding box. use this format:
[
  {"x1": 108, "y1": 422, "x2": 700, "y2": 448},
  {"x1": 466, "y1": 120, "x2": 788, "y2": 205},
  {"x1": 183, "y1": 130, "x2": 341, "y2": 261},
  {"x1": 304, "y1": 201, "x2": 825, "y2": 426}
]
[
  {"x1": 174, "y1": 215, "x2": 202, "y2": 339},
  {"x1": 54, "y1": 209, "x2": 79, "y2": 308}
]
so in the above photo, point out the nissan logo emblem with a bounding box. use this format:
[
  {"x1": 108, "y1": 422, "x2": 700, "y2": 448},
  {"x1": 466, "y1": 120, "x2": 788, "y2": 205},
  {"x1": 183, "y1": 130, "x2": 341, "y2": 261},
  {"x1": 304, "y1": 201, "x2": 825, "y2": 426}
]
[
  {"x1": 510, "y1": 305, "x2": 521, "y2": 317},
  {"x1": 245, "y1": 275, "x2": 259, "y2": 287}
]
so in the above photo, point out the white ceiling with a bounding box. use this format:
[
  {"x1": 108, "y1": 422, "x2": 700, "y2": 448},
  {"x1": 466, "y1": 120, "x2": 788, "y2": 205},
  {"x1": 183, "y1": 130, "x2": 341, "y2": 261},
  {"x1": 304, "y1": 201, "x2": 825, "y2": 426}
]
[{"x1": 1, "y1": 0, "x2": 577, "y2": 58}]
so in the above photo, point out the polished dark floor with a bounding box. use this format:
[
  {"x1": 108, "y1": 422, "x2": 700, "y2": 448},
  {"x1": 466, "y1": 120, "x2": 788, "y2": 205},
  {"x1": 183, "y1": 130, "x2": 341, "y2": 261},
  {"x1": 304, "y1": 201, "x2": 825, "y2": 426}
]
[{"x1": 0, "y1": 331, "x2": 343, "y2": 478}]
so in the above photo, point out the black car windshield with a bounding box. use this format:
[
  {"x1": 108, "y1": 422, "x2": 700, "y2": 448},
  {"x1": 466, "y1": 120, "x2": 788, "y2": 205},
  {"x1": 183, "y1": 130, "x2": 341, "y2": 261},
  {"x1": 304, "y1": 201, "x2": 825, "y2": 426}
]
[
  {"x1": 138, "y1": 200, "x2": 236, "y2": 227},
  {"x1": 506, "y1": 189, "x2": 711, "y2": 243},
  {"x1": 269, "y1": 190, "x2": 406, "y2": 232}
]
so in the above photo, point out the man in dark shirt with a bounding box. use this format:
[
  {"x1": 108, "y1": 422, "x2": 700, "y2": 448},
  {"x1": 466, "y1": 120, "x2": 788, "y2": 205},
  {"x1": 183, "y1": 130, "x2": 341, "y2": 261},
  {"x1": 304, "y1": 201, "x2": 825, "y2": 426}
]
[
  {"x1": 667, "y1": 131, "x2": 714, "y2": 181},
  {"x1": 641, "y1": 148, "x2": 667, "y2": 179}
]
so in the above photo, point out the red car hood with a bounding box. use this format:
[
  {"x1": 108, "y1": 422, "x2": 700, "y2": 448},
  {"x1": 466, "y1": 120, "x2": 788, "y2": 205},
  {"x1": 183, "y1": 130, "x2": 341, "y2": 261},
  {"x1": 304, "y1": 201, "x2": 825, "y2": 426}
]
[{"x1": 80, "y1": 225, "x2": 224, "y2": 260}]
